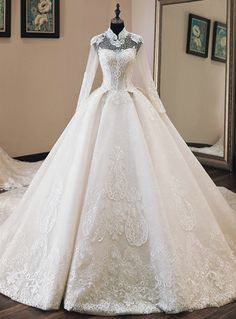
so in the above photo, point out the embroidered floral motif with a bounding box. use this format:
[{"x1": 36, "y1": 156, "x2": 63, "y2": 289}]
[
  {"x1": 65, "y1": 243, "x2": 160, "y2": 315},
  {"x1": 65, "y1": 224, "x2": 236, "y2": 315},
  {"x1": 39, "y1": 181, "x2": 63, "y2": 234},
  {"x1": 0, "y1": 187, "x2": 27, "y2": 225},
  {"x1": 90, "y1": 33, "x2": 105, "y2": 47},
  {"x1": 0, "y1": 180, "x2": 66, "y2": 309},
  {"x1": 91, "y1": 27, "x2": 143, "y2": 52},
  {"x1": 130, "y1": 32, "x2": 144, "y2": 44},
  {"x1": 81, "y1": 146, "x2": 149, "y2": 246},
  {"x1": 98, "y1": 48, "x2": 137, "y2": 91},
  {"x1": 169, "y1": 176, "x2": 197, "y2": 231}
]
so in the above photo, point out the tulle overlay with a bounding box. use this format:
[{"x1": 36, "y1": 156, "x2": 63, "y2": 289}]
[
  {"x1": 0, "y1": 27, "x2": 236, "y2": 315},
  {"x1": 0, "y1": 87, "x2": 236, "y2": 315}
]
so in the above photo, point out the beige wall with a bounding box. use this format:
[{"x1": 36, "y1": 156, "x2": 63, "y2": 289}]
[
  {"x1": 131, "y1": 0, "x2": 156, "y2": 73},
  {"x1": 0, "y1": 0, "x2": 132, "y2": 157},
  {"x1": 160, "y1": 0, "x2": 227, "y2": 144}
]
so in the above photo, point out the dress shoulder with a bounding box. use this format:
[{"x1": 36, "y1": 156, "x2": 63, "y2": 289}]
[
  {"x1": 129, "y1": 32, "x2": 144, "y2": 45},
  {"x1": 90, "y1": 31, "x2": 144, "y2": 46},
  {"x1": 90, "y1": 32, "x2": 105, "y2": 47}
]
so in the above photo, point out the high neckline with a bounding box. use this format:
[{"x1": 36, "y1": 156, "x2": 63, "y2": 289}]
[{"x1": 105, "y1": 27, "x2": 128, "y2": 41}]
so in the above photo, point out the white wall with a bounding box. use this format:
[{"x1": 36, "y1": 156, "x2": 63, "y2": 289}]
[{"x1": 160, "y1": 0, "x2": 227, "y2": 144}]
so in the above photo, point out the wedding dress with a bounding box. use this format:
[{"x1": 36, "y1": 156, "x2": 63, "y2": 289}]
[{"x1": 0, "y1": 27, "x2": 236, "y2": 316}]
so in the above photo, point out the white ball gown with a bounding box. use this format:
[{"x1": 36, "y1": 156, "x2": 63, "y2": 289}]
[{"x1": 0, "y1": 27, "x2": 236, "y2": 315}]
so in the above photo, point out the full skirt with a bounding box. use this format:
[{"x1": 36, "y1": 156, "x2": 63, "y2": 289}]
[{"x1": 0, "y1": 87, "x2": 236, "y2": 315}]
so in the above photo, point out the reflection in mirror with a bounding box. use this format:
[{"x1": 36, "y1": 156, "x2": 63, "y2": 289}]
[{"x1": 158, "y1": 0, "x2": 227, "y2": 159}]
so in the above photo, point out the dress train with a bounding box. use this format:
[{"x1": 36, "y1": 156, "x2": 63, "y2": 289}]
[{"x1": 0, "y1": 147, "x2": 42, "y2": 190}]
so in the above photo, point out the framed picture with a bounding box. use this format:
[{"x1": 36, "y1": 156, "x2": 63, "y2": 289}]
[
  {"x1": 0, "y1": 0, "x2": 11, "y2": 37},
  {"x1": 212, "y1": 22, "x2": 227, "y2": 63},
  {"x1": 21, "y1": 0, "x2": 60, "y2": 38},
  {"x1": 186, "y1": 14, "x2": 211, "y2": 58}
]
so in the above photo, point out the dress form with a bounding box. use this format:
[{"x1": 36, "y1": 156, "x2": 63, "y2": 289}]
[{"x1": 110, "y1": 3, "x2": 125, "y2": 36}]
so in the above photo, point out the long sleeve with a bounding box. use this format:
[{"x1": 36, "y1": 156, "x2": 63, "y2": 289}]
[
  {"x1": 136, "y1": 42, "x2": 166, "y2": 114},
  {"x1": 75, "y1": 43, "x2": 99, "y2": 113}
]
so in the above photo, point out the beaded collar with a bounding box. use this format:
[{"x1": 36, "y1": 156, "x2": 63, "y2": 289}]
[
  {"x1": 90, "y1": 27, "x2": 143, "y2": 50},
  {"x1": 105, "y1": 27, "x2": 129, "y2": 41}
]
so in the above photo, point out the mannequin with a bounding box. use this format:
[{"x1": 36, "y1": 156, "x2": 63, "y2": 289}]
[{"x1": 110, "y1": 3, "x2": 125, "y2": 36}]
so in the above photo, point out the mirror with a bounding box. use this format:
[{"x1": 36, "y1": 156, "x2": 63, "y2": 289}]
[{"x1": 154, "y1": 0, "x2": 236, "y2": 171}]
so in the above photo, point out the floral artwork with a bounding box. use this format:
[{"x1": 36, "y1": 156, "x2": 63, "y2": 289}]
[
  {"x1": 27, "y1": 0, "x2": 53, "y2": 32},
  {"x1": 212, "y1": 22, "x2": 227, "y2": 63},
  {"x1": 0, "y1": 0, "x2": 11, "y2": 37},
  {"x1": 21, "y1": 0, "x2": 59, "y2": 38},
  {"x1": 186, "y1": 14, "x2": 210, "y2": 58}
]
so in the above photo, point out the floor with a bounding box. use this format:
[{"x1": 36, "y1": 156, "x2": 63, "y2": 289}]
[{"x1": 0, "y1": 165, "x2": 236, "y2": 319}]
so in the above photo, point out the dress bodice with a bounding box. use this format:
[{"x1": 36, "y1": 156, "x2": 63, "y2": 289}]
[
  {"x1": 91, "y1": 27, "x2": 143, "y2": 91},
  {"x1": 76, "y1": 27, "x2": 166, "y2": 114}
]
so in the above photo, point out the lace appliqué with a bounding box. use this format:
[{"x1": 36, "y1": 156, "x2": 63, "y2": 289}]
[
  {"x1": 91, "y1": 30, "x2": 143, "y2": 53},
  {"x1": 81, "y1": 146, "x2": 148, "y2": 246},
  {"x1": 0, "y1": 181, "x2": 68, "y2": 309},
  {"x1": 65, "y1": 219, "x2": 236, "y2": 315},
  {"x1": 90, "y1": 33, "x2": 104, "y2": 47},
  {"x1": 0, "y1": 187, "x2": 27, "y2": 225},
  {"x1": 39, "y1": 182, "x2": 63, "y2": 234},
  {"x1": 65, "y1": 242, "x2": 161, "y2": 315},
  {"x1": 98, "y1": 48, "x2": 137, "y2": 91},
  {"x1": 170, "y1": 176, "x2": 197, "y2": 231}
]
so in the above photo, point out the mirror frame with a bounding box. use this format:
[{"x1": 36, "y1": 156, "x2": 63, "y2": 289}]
[{"x1": 154, "y1": 0, "x2": 236, "y2": 171}]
